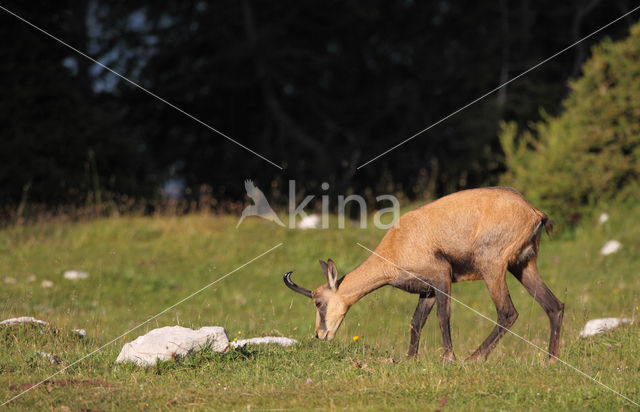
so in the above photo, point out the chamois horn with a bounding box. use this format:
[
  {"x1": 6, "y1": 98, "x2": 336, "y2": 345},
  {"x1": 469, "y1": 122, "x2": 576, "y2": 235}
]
[{"x1": 283, "y1": 271, "x2": 312, "y2": 298}]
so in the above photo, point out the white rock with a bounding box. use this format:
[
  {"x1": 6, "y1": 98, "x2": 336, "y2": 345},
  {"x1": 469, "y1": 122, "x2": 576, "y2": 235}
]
[
  {"x1": 230, "y1": 336, "x2": 298, "y2": 348},
  {"x1": 0, "y1": 316, "x2": 48, "y2": 326},
  {"x1": 37, "y1": 351, "x2": 63, "y2": 364},
  {"x1": 115, "y1": 326, "x2": 229, "y2": 366},
  {"x1": 63, "y1": 270, "x2": 89, "y2": 280},
  {"x1": 598, "y1": 213, "x2": 609, "y2": 225},
  {"x1": 579, "y1": 317, "x2": 632, "y2": 337},
  {"x1": 41, "y1": 280, "x2": 53, "y2": 288},
  {"x1": 600, "y1": 240, "x2": 622, "y2": 256},
  {"x1": 72, "y1": 328, "x2": 87, "y2": 338},
  {"x1": 4, "y1": 277, "x2": 16, "y2": 284},
  {"x1": 297, "y1": 214, "x2": 321, "y2": 229}
]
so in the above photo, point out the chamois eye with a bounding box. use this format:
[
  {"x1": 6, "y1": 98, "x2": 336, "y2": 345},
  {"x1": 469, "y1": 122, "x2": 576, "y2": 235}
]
[{"x1": 314, "y1": 301, "x2": 321, "y2": 308}]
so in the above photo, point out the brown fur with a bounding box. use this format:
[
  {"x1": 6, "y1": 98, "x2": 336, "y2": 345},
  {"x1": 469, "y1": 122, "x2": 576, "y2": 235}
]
[{"x1": 285, "y1": 187, "x2": 564, "y2": 362}]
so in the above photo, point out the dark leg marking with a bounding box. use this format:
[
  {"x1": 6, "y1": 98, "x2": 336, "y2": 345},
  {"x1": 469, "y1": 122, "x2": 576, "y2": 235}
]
[
  {"x1": 510, "y1": 258, "x2": 564, "y2": 360},
  {"x1": 407, "y1": 293, "x2": 436, "y2": 358}
]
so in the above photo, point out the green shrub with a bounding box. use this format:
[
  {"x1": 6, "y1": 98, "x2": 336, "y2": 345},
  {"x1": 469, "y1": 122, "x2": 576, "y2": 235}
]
[{"x1": 500, "y1": 22, "x2": 640, "y2": 226}]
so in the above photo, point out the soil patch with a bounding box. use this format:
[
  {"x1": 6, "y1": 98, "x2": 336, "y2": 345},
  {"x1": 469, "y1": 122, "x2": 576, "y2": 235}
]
[{"x1": 10, "y1": 379, "x2": 115, "y2": 392}]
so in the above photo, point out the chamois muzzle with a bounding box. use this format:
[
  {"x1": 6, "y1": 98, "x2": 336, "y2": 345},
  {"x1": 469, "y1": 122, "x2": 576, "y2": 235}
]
[{"x1": 283, "y1": 271, "x2": 312, "y2": 298}]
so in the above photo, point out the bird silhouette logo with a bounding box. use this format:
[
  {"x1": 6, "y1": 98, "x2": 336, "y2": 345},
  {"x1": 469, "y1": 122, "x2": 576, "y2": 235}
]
[{"x1": 236, "y1": 180, "x2": 285, "y2": 228}]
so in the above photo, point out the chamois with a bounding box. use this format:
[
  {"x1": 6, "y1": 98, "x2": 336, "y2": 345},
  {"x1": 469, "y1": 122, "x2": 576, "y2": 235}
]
[{"x1": 283, "y1": 187, "x2": 564, "y2": 361}]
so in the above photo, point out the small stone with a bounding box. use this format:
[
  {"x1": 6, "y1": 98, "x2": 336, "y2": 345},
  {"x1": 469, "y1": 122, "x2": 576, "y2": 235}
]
[
  {"x1": 41, "y1": 280, "x2": 54, "y2": 288},
  {"x1": 63, "y1": 270, "x2": 89, "y2": 280},
  {"x1": 579, "y1": 317, "x2": 632, "y2": 337},
  {"x1": 0, "y1": 316, "x2": 48, "y2": 326},
  {"x1": 27, "y1": 274, "x2": 37, "y2": 282},
  {"x1": 598, "y1": 213, "x2": 609, "y2": 225},
  {"x1": 229, "y1": 336, "x2": 298, "y2": 348},
  {"x1": 37, "y1": 351, "x2": 63, "y2": 364},
  {"x1": 297, "y1": 214, "x2": 321, "y2": 229},
  {"x1": 600, "y1": 240, "x2": 622, "y2": 256},
  {"x1": 72, "y1": 329, "x2": 87, "y2": 338},
  {"x1": 4, "y1": 277, "x2": 16, "y2": 284}
]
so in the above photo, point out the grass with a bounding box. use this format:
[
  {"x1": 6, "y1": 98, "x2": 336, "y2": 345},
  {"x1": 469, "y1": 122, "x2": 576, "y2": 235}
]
[{"x1": 0, "y1": 205, "x2": 639, "y2": 411}]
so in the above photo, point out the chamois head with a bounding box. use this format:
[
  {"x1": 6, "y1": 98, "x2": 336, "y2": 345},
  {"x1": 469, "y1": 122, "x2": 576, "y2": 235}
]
[{"x1": 283, "y1": 259, "x2": 348, "y2": 341}]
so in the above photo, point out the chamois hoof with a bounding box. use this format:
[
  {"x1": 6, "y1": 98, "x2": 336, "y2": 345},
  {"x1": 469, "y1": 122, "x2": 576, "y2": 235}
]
[
  {"x1": 442, "y1": 351, "x2": 456, "y2": 363},
  {"x1": 464, "y1": 352, "x2": 484, "y2": 362}
]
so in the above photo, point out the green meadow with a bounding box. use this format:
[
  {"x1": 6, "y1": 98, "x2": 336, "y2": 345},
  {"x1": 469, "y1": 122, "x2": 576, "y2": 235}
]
[{"x1": 1, "y1": 206, "x2": 639, "y2": 411}]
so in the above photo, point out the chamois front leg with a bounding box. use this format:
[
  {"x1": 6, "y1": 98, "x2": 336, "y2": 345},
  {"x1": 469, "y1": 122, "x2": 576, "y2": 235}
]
[
  {"x1": 434, "y1": 279, "x2": 456, "y2": 362},
  {"x1": 408, "y1": 293, "x2": 436, "y2": 358},
  {"x1": 467, "y1": 265, "x2": 518, "y2": 361}
]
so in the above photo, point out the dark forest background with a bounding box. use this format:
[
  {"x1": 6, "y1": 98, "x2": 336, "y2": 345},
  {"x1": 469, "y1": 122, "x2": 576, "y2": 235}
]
[{"x1": 1, "y1": 0, "x2": 638, "y2": 212}]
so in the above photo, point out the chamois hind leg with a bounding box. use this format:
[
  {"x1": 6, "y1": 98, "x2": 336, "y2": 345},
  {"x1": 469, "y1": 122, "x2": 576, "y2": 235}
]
[
  {"x1": 434, "y1": 278, "x2": 456, "y2": 362},
  {"x1": 467, "y1": 263, "x2": 518, "y2": 361},
  {"x1": 510, "y1": 258, "x2": 564, "y2": 362},
  {"x1": 407, "y1": 293, "x2": 436, "y2": 358}
]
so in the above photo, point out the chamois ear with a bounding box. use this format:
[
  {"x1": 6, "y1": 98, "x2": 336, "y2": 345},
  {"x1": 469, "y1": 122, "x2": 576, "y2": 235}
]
[
  {"x1": 326, "y1": 259, "x2": 339, "y2": 290},
  {"x1": 319, "y1": 259, "x2": 329, "y2": 278}
]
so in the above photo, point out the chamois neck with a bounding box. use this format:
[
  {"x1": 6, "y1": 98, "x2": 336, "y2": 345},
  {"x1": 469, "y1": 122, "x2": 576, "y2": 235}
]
[{"x1": 337, "y1": 257, "x2": 390, "y2": 307}]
